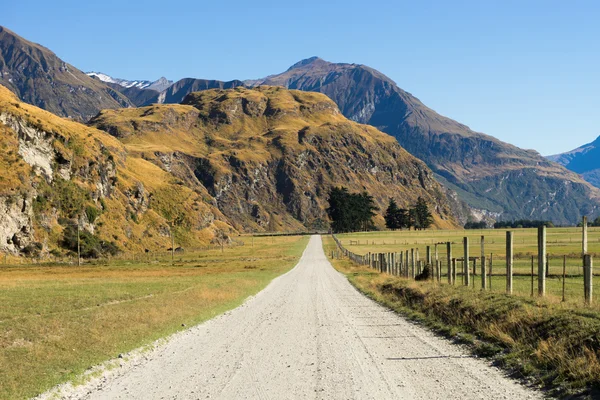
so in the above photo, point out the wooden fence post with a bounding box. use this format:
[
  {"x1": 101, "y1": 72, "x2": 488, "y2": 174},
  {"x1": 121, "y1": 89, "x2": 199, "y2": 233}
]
[
  {"x1": 452, "y1": 258, "x2": 457, "y2": 284},
  {"x1": 562, "y1": 255, "x2": 566, "y2": 302},
  {"x1": 446, "y1": 242, "x2": 452, "y2": 284},
  {"x1": 411, "y1": 248, "x2": 415, "y2": 278},
  {"x1": 481, "y1": 235, "x2": 486, "y2": 290},
  {"x1": 463, "y1": 237, "x2": 470, "y2": 286},
  {"x1": 538, "y1": 225, "x2": 546, "y2": 296},
  {"x1": 489, "y1": 253, "x2": 493, "y2": 290},
  {"x1": 584, "y1": 254, "x2": 593, "y2": 305},
  {"x1": 506, "y1": 231, "x2": 513, "y2": 294},
  {"x1": 583, "y1": 216, "x2": 588, "y2": 257},
  {"x1": 426, "y1": 246, "x2": 432, "y2": 266}
]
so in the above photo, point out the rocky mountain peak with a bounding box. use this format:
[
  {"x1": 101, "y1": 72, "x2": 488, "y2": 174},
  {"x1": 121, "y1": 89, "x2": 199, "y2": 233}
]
[{"x1": 286, "y1": 56, "x2": 328, "y2": 71}]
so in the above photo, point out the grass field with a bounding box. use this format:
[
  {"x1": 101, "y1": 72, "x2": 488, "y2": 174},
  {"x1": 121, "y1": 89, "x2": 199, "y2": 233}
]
[
  {"x1": 322, "y1": 235, "x2": 600, "y2": 396},
  {"x1": 335, "y1": 227, "x2": 599, "y2": 307},
  {"x1": 0, "y1": 235, "x2": 309, "y2": 400}
]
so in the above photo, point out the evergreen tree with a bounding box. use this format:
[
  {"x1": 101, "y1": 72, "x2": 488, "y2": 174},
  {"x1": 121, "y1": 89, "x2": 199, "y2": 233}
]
[
  {"x1": 412, "y1": 197, "x2": 433, "y2": 230},
  {"x1": 326, "y1": 187, "x2": 378, "y2": 233},
  {"x1": 384, "y1": 198, "x2": 408, "y2": 230}
]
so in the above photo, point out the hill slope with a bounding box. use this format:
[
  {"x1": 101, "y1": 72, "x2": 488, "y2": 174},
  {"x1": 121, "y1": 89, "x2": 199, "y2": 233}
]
[
  {"x1": 0, "y1": 26, "x2": 133, "y2": 120},
  {"x1": 248, "y1": 57, "x2": 600, "y2": 225},
  {"x1": 90, "y1": 86, "x2": 458, "y2": 232},
  {"x1": 548, "y1": 136, "x2": 600, "y2": 188},
  {"x1": 0, "y1": 84, "x2": 233, "y2": 256}
]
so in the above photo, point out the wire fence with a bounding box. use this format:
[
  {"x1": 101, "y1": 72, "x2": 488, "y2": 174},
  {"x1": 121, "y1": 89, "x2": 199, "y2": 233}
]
[
  {"x1": 332, "y1": 227, "x2": 595, "y2": 307},
  {"x1": 0, "y1": 240, "x2": 247, "y2": 267}
]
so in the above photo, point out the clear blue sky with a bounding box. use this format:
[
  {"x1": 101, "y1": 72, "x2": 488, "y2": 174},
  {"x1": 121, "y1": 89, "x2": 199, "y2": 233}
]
[{"x1": 4, "y1": 0, "x2": 600, "y2": 155}]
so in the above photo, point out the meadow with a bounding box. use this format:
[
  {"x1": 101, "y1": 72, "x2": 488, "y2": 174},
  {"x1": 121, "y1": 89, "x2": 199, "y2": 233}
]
[
  {"x1": 335, "y1": 227, "x2": 599, "y2": 307},
  {"x1": 0, "y1": 235, "x2": 308, "y2": 400}
]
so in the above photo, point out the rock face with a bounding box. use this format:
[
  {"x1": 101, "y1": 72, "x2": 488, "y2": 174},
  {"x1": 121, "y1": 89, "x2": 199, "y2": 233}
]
[
  {"x1": 0, "y1": 84, "x2": 232, "y2": 256},
  {"x1": 247, "y1": 57, "x2": 600, "y2": 225},
  {"x1": 0, "y1": 26, "x2": 133, "y2": 121},
  {"x1": 90, "y1": 86, "x2": 458, "y2": 231},
  {"x1": 548, "y1": 136, "x2": 600, "y2": 189}
]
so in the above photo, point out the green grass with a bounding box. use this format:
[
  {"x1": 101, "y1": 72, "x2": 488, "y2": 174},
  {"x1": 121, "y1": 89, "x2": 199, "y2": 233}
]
[
  {"x1": 0, "y1": 235, "x2": 308, "y2": 400},
  {"x1": 323, "y1": 235, "x2": 600, "y2": 397},
  {"x1": 335, "y1": 227, "x2": 599, "y2": 307}
]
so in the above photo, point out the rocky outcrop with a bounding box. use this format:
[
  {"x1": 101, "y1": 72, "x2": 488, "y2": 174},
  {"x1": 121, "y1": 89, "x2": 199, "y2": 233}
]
[{"x1": 0, "y1": 193, "x2": 35, "y2": 254}]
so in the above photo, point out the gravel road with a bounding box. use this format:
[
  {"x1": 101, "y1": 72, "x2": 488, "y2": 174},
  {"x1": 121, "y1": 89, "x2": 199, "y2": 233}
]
[{"x1": 55, "y1": 235, "x2": 541, "y2": 399}]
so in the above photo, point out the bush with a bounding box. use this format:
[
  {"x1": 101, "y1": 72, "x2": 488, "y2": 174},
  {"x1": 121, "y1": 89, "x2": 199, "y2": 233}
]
[
  {"x1": 85, "y1": 205, "x2": 101, "y2": 224},
  {"x1": 60, "y1": 225, "x2": 119, "y2": 258}
]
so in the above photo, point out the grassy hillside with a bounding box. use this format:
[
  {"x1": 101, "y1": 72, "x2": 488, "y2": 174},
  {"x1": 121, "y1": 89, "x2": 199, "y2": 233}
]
[
  {"x1": 90, "y1": 86, "x2": 459, "y2": 232},
  {"x1": 0, "y1": 84, "x2": 234, "y2": 257}
]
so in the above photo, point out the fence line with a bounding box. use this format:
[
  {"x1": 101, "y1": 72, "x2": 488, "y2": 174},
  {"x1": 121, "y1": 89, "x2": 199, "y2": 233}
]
[{"x1": 331, "y1": 217, "x2": 595, "y2": 306}]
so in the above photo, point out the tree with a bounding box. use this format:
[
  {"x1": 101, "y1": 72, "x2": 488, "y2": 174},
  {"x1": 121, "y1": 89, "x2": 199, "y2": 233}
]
[
  {"x1": 384, "y1": 198, "x2": 409, "y2": 230},
  {"x1": 384, "y1": 198, "x2": 400, "y2": 230},
  {"x1": 412, "y1": 197, "x2": 433, "y2": 230},
  {"x1": 326, "y1": 187, "x2": 378, "y2": 233}
]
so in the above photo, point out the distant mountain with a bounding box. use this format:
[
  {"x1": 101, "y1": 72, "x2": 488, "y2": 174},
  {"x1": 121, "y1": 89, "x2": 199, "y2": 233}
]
[
  {"x1": 87, "y1": 72, "x2": 173, "y2": 92},
  {"x1": 246, "y1": 57, "x2": 600, "y2": 225},
  {"x1": 89, "y1": 86, "x2": 458, "y2": 231},
  {"x1": 146, "y1": 78, "x2": 245, "y2": 105},
  {"x1": 0, "y1": 26, "x2": 133, "y2": 120},
  {"x1": 548, "y1": 136, "x2": 600, "y2": 188}
]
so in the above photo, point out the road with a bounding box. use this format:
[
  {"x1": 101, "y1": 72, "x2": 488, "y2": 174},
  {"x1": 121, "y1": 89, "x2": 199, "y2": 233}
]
[{"x1": 55, "y1": 235, "x2": 541, "y2": 399}]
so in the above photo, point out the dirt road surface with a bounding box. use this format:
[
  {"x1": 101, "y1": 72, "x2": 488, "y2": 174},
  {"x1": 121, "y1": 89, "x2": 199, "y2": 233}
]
[{"x1": 53, "y1": 235, "x2": 541, "y2": 399}]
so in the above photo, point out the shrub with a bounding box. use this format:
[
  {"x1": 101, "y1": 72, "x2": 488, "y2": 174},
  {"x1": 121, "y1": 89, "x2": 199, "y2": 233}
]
[
  {"x1": 60, "y1": 225, "x2": 119, "y2": 258},
  {"x1": 85, "y1": 205, "x2": 101, "y2": 224}
]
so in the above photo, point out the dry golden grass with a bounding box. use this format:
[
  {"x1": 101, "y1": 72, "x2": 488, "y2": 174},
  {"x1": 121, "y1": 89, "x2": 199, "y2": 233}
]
[{"x1": 0, "y1": 235, "x2": 309, "y2": 400}]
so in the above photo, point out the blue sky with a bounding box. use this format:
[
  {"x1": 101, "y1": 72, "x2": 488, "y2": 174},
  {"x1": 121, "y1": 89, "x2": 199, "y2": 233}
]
[{"x1": 4, "y1": 0, "x2": 600, "y2": 155}]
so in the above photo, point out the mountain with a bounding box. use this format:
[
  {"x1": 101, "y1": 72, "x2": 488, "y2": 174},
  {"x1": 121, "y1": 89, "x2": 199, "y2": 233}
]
[
  {"x1": 246, "y1": 57, "x2": 600, "y2": 225},
  {"x1": 0, "y1": 26, "x2": 134, "y2": 120},
  {"x1": 0, "y1": 83, "x2": 232, "y2": 257},
  {"x1": 87, "y1": 72, "x2": 173, "y2": 92},
  {"x1": 89, "y1": 86, "x2": 458, "y2": 232},
  {"x1": 548, "y1": 136, "x2": 600, "y2": 188},
  {"x1": 110, "y1": 77, "x2": 246, "y2": 107},
  {"x1": 146, "y1": 78, "x2": 245, "y2": 105},
  {"x1": 0, "y1": 83, "x2": 457, "y2": 256}
]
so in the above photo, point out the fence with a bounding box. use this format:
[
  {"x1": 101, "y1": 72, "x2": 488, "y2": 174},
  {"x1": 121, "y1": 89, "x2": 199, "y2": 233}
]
[
  {"x1": 0, "y1": 240, "x2": 247, "y2": 267},
  {"x1": 331, "y1": 220, "x2": 595, "y2": 306}
]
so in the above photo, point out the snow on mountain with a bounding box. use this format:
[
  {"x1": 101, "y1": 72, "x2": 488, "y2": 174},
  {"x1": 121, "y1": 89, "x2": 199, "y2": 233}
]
[{"x1": 87, "y1": 72, "x2": 173, "y2": 92}]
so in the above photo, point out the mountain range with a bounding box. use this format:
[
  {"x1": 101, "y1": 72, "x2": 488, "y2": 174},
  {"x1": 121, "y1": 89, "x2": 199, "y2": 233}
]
[
  {"x1": 1, "y1": 26, "x2": 598, "y2": 226},
  {"x1": 87, "y1": 72, "x2": 173, "y2": 92},
  {"x1": 548, "y1": 135, "x2": 600, "y2": 189}
]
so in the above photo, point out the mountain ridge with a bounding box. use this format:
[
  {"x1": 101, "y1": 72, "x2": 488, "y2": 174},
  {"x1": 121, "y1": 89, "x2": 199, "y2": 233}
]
[
  {"x1": 548, "y1": 135, "x2": 600, "y2": 188},
  {"x1": 0, "y1": 26, "x2": 134, "y2": 120},
  {"x1": 246, "y1": 57, "x2": 600, "y2": 225}
]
